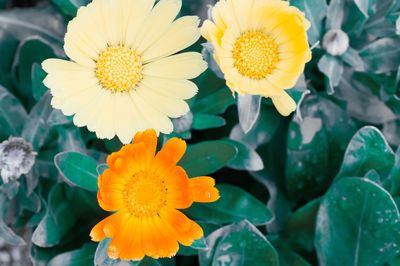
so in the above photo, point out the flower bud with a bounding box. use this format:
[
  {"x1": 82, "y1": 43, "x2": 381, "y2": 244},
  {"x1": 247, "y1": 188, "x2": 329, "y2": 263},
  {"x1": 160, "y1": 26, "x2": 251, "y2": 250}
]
[
  {"x1": 322, "y1": 29, "x2": 350, "y2": 56},
  {"x1": 0, "y1": 137, "x2": 36, "y2": 183}
]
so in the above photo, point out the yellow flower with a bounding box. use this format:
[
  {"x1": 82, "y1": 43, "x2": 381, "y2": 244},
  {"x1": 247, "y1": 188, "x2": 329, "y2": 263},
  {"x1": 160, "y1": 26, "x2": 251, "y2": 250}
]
[
  {"x1": 90, "y1": 129, "x2": 220, "y2": 260},
  {"x1": 202, "y1": 0, "x2": 311, "y2": 116},
  {"x1": 42, "y1": 0, "x2": 207, "y2": 144}
]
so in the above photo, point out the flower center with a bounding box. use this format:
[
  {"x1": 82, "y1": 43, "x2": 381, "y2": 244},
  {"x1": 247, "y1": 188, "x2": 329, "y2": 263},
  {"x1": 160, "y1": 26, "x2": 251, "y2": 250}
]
[
  {"x1": 122, "y1": 171, "x2": 167, "y2": 217},
  {"x1": 96, "y1": 45, "x2": 143, "y2": 92},
  {"x1": 232, "y1": 31, "x2": 279, "y2": 80}
]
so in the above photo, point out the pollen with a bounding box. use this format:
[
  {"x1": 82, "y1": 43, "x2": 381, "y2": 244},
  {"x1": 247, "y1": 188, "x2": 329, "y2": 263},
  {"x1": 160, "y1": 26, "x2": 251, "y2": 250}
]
[
  {"x1": 96, "y1": 45, "x2": 143, "y2": 92},
  {"x1": 232, "y1": 31, "x2": 279, "y2": 80},
  {"x1": 122, "y1": 171, "x2": 167, "y2": 217}
]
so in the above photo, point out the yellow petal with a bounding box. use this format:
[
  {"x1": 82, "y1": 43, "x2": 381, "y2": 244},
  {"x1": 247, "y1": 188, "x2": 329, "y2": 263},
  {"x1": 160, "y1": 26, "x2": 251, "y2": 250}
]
[
  {"x1": 124, "y1": 0, "x2": 155, "y2": 47},
  {"x1": 141, "y1": 76, "x2": 198, "y2": 100},
  {"x1": 136, "y1": 85, "x2": 189, "y2": 118},
  {"x1": 271, "y1": 91, "x2": 296, "y2": 116},
  {"x1": 134, "y1": 0, "x2": 182, "y2": 52},
  {"x1": 142, "y1": 16, "x2": 200, "y2": 63},
  {"x1": 143, "y1": 52, "x2": 207, "y2": 79}
]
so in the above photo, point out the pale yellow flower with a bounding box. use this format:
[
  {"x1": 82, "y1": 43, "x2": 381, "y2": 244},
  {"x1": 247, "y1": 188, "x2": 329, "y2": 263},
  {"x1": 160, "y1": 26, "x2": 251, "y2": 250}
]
[
  {"x1": 42, "y1": 0, "x2": 207, "y2": 143},
  {"x1": 202, "y1": 0, "x2": 311, "y2": 116}
]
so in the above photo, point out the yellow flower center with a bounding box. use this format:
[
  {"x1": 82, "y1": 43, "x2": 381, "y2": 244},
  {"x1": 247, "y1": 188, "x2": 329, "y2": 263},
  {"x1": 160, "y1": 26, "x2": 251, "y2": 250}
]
[
  {"x1": 122, "y1": 171, "x2": 167, "y2": 217},
  {"x1": 96, "y1": 45, "x2": 143, "y2": 92},
  {"x1": 232, "y1": 31, "x2": 279, "y2": 80}
]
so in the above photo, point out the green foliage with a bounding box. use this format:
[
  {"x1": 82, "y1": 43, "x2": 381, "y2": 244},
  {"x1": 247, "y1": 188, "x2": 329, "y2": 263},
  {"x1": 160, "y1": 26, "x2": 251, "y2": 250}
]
[{"x1": 0, "y1": 0, "x2": 399, "y2": 265}]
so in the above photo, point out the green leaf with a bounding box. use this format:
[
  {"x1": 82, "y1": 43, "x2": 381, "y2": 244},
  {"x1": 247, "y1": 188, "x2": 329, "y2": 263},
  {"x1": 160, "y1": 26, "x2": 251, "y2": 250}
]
[
  {"x1": 0, "y1": 180, "x2": 20, "y2": 199},
  {"x1": 315, "y1": 178, "x2": 400, "y2": 265},
  {"x1": 48, "y1": 243, "x2": 97, "y2": 266},
  {"x1": 388, "y1": 147, "x2": 400, "y2": 196},
  {"x1": 185, "y1": 184, "x2": 272, "y2": 225},
  {"x1": 31, "y1": 63, "x2": 48, "y2": 101},
  {"x1": 291, "y1": 0, "x2": 328, "y2": 44},
  {"x1": 21, "y1": 92, "x2": 53, "y2": 150},
  {"x1": 286, "y1": 95, "x2": 357, "y2": 198},
  {"x1": 191, "y1": 113, "x2": 226, "y2": 130},
  {"x1": 54, "y1": 152, "x2": 98, "y2": 192},
  {"x1": 0, "y1": 193, "x2": 25, "y2": 245},
  {"x1": 282, "y1": 198, "x2": 321, "y2": 252},
  {"x1": 271, "y1": 238, "x2": 311, "y2": 266},
  {"x1": 56, "y1": 126, "x2": 86, "y2": 152},
  {"x1": 32, "y1": 184, "x2": 76, "y2": 247},
  {"x1": 341, "y1": 47, "x2": 365, "y2": 71},
  {"x1": 0, "y1": 85, "x2": 27, "y2": 139},
  {"x1": 179, "y1": 141, "x2": 238, "y2": 176},
  {"x1": 0, "y1": 6, "x2": 66, "y2": 42},
  {"x1": 12, "y1": 36, "x2": 58, "y2": 106},
  {"x1": 360, "y1": 37, "x2": 400, "y2": 73},
  {"x1": 337, "y1": 75, "x2": 396, "y2": 124},
  {"x1": 336, "y1": 126, "x2": 395, "y2": 182},
  {"x1": 47, "y1": 109, "x2": 73, "y2": 127},
  {"x1": 199, "y1": 220, "x2": 279, "y2": 266},
  {"x1": 317, "y1": 54, "x2": 343, "y2": 93},
  {"x1": 354, "y1": 0, "x2": 370, "y2": 17},
  {"x1": 237, "y1": 94, "x2": 261, "y2": 134},
  {"x1": 230, "y1": 103, "x2": 280, "y2": 148},
  {"x1": 97, "y1": 164, "x2": 108, "y2": 175},
  {"x1": 0, "y1": 218, "x2": 25, "y2": 246},
  {"x1": 192, "y1": 88, "x2": 235, "y2": 115},
  {"x1": 0, "y1": 32, "x2": 18, "y2": 88},
  {"x1": 224, "y1": 139, "x2": 264, "y2": 171},
  {"x1": 52, "y1": 0, "x2": 89, "y2": 17},
  {"x1": 325, "y1": 0, "x2": 345, "y2": 30},
  {"x1": 94, "y1": 239, "x2": 141, "y2": 266}
]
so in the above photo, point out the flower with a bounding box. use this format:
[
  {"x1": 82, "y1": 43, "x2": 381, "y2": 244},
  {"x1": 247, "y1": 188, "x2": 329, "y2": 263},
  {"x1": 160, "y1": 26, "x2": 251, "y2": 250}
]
[
  {"x1": 201, "y1": 0, "x2": 311, "y2": 116},
  {"x1": 42, "y1": 0, "x2": 207, "y2": 144},
  {"x1": 90, "y1": 129, "x2": 219, "y2": 260},
  {"x1": 0, "y1": 137, "x2": 36, "y2": 184}
]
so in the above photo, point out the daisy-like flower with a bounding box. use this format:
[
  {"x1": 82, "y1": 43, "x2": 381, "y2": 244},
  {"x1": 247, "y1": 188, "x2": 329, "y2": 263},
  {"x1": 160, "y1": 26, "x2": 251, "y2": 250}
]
[
  {"x1": 202, "y1": 0, "x2": 311, "y2": 116},
  {"x1": 42, "y1": 0, "x2": 207, "y2": 144},
  {"x1": 90, "y1": 129, "x2": 219, "y2": 260},
  {"x1": 0, "y1": 137, "x2": 36, "y2": 184}
]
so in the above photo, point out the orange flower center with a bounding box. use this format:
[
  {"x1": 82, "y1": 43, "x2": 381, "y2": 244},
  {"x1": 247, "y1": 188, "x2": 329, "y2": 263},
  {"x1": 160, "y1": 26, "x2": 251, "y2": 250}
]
[
  {"x1": 122, "y1": 171, "x2": 167, "y2": 217},
  {"x1": 232, "y1": 31, "x2": 279, "y2": 79},
  {"x1": 96, "y1": 45, "x2": 143, "y2": 92}
]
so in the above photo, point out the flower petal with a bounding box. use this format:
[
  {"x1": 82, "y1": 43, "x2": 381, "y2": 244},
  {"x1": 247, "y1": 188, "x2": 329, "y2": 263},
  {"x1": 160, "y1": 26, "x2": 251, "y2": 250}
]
[
  {"x1": 271, "y1": 90, "x2": 296, "y2": 116},
  {"x1": 141, "y1": 16, "x2": 200, "y2": 63},
  {"x1": 143, "y1": 52, "x2": 207, "y2": 80},
  {"x1": 189, "y1": 176, "x2": 220, "y2": 203}
]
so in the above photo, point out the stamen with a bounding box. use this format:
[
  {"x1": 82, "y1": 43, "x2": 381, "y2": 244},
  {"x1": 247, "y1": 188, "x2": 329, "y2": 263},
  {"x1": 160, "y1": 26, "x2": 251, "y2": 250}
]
[
  {"x1": 232, "y1": 31, "x2": 279, "y2": 79},
  {"x1": 122, "y1": 171, "x2": 167, "y2": 217},
  {"x1": 96, "y1": 45, "x2": 143, "y2": 92}
]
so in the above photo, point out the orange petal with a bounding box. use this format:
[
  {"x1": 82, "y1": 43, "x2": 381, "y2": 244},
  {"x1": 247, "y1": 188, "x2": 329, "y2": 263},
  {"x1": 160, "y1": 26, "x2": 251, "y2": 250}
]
[
  {"x1": 97, "y1": 189, "x2": 124, "y2": 212},
  {"x1": 106, "y1": 144, "x2": 133, "y2": 168},
  {"x1": 90, "y1": 212, "x2": 120, "y2": 242},
  {"x1": 189, "y1": 176, "x2": 220, "y2": 203},
  {"x1": 141, "y1": 217, "x2": 161, "y2": 258},
  {"x1": 133, "y1": 129, "x2": 158, "y2": 157},
  {"x1": 98, "y1": 169, "x2": 125, "y2": 192},
  {"x1": 158, "y1": 137, "x2": 186, "y2": 164},
  {"x1": 108, "y1": 216, "x2": 145, "y2": 260},
  {"x1": 152, "y1": 216, "x2": 180, "y2": 258},
  {"x1": 151, "y1": 149, "x2": 177, "y2": 176},
  {"x1": 166, "y1": 166, "x2": 191, "y2": 209},
  {"x1": 159, "y1": 208, "x2": 203, "y2": 246},
  {"x1": 90, "y1": 218, "x2": 108, "y2": 242}
]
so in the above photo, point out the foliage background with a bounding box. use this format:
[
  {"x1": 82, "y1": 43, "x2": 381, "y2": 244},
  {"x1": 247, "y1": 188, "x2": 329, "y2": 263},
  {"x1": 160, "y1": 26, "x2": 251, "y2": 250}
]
[{"x1": 0, "y1": 0, "x2": 399, "y2": 265}]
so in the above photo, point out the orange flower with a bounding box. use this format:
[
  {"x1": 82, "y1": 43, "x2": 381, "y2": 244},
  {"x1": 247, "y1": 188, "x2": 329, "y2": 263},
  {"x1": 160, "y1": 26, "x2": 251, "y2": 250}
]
[{"x1": 90, "y1": 129, "x2": 219, "y2": 260}]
